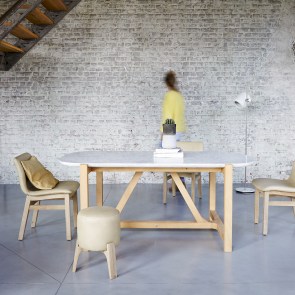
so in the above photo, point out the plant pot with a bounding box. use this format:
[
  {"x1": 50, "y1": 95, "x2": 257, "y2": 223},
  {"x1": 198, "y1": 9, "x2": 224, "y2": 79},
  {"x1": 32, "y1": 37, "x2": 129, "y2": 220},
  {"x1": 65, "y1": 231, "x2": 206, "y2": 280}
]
[
  {"x1": 162, "y1": 134, "x2": 177, "y2": 149},
  {"x1": 162, "y1": 123, "x2": 176, "y2": 135}
]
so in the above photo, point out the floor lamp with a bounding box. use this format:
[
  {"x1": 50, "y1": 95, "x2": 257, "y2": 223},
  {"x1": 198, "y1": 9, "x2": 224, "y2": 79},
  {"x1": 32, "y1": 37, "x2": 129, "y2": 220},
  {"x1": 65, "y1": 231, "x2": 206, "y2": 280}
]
[{"x1": 234, "y1": 92, "x2": 255, "y2": 193}]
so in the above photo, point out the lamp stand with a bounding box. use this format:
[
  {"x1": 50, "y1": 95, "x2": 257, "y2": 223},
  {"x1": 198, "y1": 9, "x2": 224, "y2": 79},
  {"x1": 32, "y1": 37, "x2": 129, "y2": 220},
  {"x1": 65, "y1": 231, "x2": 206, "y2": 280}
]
[{"x1": 235, "y1": 98, "x2": 255, "y2": 194}]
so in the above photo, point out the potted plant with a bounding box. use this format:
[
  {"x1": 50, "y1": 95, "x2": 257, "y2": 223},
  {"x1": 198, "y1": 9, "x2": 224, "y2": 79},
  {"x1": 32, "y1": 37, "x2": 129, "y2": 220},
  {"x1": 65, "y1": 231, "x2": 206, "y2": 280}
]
[
  {"x1": 162, "y1": 118, "x2": 177, "y2": 149},
  {"x1": 163, "y1": 118, "x2": 176, "y2": 135}
]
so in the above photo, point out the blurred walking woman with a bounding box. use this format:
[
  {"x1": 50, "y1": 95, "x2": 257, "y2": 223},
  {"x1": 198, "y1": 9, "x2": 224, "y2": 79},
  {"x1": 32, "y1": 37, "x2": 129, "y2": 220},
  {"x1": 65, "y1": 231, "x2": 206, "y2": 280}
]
[{"x1": 161, "y1": 71, "x2": 186, "y2": 140}]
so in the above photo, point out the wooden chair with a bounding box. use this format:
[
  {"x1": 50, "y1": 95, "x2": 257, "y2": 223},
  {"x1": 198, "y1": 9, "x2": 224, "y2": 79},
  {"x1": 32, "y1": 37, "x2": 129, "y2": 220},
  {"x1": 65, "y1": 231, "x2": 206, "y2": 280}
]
[
  {"x1": 14, "y1": 153, "x2": 79, "y2": 241},
  {"x1": 163, "y1": 141, "x2": 203, "y2": 204},
  {"x1": 252, "y1": 161, "x2": 295, "y2": 235}
]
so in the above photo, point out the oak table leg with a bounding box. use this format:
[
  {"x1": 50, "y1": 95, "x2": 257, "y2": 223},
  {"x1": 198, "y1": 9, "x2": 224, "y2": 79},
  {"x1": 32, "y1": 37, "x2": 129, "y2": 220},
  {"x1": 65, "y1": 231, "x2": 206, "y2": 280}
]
[
  {"x1": 116, "y1": 172, "x2": 143, "y2": 213},
  {"x1": 209, "y1": 172, "x2": 216, "y2": 217},
  {"x1": 171, "y1": 172, "x2": 206, "y2": 223},
  {"x1": 96, "y1": 171, "x2": 103, "y2": 206},
  {"x1": 223, "y1": 164, "x2": 233, "y2": 252},
  {"x1": 80, "y1": 164, "x2": 90, "y2": 210}
]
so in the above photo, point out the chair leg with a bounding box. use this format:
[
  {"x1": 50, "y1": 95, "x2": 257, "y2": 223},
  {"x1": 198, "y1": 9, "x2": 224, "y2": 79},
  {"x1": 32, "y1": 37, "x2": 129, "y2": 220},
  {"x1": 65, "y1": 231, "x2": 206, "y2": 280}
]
[
  {"x1": 104, "y1": 243, "x2": 117, "y2": 279},
  {"x1": 163, "y1": 173, "x2": 167, "y2": 204},
  {"x1": 191, "y1": 174, "x2": 196, "y2": 203},
  {"x1": 31, "y1": 201, "x2": 39, "y2": 228},
  {"x1": 18, "y1": 197, "x2": 31, "y2": 240},
  {"x1": 65, "y1": 195, "x2": 71, "y2": 241},
  {"x1": 72, "y1": 241, "x2": 82, "y2": 272},
  {"x1": 73, "y1": 193, "x2": 78, "y2": 228},
  {"x1": 254, "y1": 189, "x2": 260, "y2": 224},
  {"x1": 263, "y1": 192, "x2": 270, "y2": 236},
  {"x1": 172, "y1": 179, "x2": 176, "y2": 197},
  {"x1": 292, "y1": 198, "x2": 295, "y2": 216},
  {"x1": 198, "y1": 174, "x2": 202, "y2": 199}
]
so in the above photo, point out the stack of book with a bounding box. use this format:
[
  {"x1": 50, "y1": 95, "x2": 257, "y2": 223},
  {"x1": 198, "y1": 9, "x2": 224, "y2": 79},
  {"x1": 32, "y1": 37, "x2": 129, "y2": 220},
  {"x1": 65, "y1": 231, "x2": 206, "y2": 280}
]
[{"x1": 153, "y1": 148, "x2": 183, "y2": 158}]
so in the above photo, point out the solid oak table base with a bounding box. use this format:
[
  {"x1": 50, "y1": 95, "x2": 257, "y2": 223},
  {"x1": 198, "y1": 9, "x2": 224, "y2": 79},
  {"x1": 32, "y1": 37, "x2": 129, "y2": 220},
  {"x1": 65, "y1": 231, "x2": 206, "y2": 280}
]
[{"x1": 79, "y1": 165, "x2": 233, "y2": 252}]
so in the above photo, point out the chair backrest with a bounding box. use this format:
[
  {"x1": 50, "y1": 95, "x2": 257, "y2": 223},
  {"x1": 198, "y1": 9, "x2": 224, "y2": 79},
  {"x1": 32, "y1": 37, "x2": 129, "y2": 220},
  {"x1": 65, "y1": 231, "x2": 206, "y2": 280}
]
[
  {"x1": 176, "y1": 141, "x2": 203, "y2": 152},
  {"x1": 287, "y1": 161, "x2": 295, "y2": 186},
  {"x1": 14, "y1": 153, "x2": 34, "y2": 195}
]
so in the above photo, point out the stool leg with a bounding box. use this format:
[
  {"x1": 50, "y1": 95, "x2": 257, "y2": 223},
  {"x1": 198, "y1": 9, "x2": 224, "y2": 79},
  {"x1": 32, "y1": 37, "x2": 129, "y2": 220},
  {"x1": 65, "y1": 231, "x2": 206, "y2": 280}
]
[
  {"x1": 72, "y1": 241, "x2": 82, "y2": 272},
  {"x1": 104, "y1": 243, "x2": 117, "y2": 279}
]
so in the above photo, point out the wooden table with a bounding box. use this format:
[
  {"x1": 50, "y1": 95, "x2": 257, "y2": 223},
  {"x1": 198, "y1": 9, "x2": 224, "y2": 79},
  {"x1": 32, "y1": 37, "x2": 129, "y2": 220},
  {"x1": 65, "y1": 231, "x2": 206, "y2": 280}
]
[{"x1": 59, "y1": 151, "x2": 254, "y2": 252}]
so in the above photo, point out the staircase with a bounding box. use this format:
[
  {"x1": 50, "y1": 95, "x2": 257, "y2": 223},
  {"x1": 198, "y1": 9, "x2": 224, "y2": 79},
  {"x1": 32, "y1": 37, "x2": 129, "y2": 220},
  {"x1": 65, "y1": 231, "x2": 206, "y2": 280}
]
[{"x1": 0, "y1": 0, "x2": 81, "y2": 71}]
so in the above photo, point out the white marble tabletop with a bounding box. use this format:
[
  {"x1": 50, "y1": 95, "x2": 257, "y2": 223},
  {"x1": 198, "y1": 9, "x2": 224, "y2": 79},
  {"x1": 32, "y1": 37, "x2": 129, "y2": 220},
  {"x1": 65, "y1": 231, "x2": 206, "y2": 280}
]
[{"x1": 59, "y1": 151, "x2": 255, "y2": 168}]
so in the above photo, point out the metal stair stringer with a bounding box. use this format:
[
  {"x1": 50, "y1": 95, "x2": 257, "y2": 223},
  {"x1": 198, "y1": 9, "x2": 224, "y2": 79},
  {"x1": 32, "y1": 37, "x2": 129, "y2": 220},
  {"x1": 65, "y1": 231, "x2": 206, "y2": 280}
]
[{"x1": 0, "y1": 0, "x2": 82, "y2": 71}]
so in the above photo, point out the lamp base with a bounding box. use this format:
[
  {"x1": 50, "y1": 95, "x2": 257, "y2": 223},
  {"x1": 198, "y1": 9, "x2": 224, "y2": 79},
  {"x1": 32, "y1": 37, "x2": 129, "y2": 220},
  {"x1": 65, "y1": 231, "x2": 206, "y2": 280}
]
[{"x1": 235, "y1": 187, "x2": 255, "y2": 194}]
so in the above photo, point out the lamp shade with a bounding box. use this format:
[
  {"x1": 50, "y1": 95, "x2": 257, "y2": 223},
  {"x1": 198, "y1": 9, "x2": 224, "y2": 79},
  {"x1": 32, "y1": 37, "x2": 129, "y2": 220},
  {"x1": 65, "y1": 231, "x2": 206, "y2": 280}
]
[{"x1": 235, "y1": 92, "x2": 251, "y2": 109}]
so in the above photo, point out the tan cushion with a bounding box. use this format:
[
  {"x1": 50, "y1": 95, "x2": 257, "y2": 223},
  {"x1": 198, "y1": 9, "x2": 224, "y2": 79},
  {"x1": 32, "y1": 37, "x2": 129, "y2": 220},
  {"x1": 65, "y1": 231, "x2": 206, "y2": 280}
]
[
  {"x1": 21, "y1": 156, "x2": 59, "y2": 190},
  {"x1": 28, "y1": 181, "x2": 79, "y2": 196},
  {"x1": 252, "y1": 178, "x2": 295, "y2": 193}
]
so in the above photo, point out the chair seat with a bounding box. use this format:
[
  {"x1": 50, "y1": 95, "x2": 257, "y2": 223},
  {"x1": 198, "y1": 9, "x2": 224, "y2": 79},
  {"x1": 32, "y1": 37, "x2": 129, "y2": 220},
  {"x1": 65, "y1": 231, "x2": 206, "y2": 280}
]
[
  {"x1": 28, "y1": 181, "x2": 80, "y2": 196},
  {"x1": 252, "y1": 178, "x2": 295, "y2": 193}
]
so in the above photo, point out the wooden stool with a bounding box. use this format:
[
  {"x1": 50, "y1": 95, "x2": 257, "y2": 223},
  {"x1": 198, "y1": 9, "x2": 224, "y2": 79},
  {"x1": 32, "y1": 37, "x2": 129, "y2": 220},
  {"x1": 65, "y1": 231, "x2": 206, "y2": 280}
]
[{"x1": 72, "y1": 206, "x2": 120, "y2": 279}]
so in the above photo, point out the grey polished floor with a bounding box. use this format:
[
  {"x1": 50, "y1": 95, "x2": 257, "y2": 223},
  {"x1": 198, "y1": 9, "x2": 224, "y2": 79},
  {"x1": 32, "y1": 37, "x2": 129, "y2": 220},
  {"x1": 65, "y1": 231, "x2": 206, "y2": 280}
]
[{"x1": 1, "y1": 183, "x2": 295, "y2": 295}]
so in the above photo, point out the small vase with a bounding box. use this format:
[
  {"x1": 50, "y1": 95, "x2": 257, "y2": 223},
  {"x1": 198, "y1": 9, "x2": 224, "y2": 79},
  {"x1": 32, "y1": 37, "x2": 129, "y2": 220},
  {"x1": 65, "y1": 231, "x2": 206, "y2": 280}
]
[
  {"x1": 162, "y1": 134, "x2": 177, "y2": 149},
  {"x1": 162, "y1": 123, "x2": 177, "y2": 149}
]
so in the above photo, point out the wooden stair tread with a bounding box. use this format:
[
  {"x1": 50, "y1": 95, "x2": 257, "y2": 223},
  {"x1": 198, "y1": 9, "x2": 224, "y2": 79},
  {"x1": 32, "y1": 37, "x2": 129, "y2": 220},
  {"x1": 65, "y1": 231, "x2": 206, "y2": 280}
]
[
  {"x1": 42, "y1": 0, "x2": 67, "y2": 11},
  {"x1": 21, "y1": 5, "x2": 54, "y2": 25},
  {"x1": 0, "y1": 40, "x2": 24, "y2": 53},
  {"x1": 4, "y1": 22, "x2": 39, "y2": 40},
  {"x1": 0, "y1": 0, "x2": 81, "y2": 70}
]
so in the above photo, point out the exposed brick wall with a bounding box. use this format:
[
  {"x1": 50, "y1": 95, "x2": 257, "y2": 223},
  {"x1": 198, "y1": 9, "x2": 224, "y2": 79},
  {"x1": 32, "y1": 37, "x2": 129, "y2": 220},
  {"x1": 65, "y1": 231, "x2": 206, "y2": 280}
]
[{"x1": 0, "y1": 0, "x2": 295, "y2": 184}]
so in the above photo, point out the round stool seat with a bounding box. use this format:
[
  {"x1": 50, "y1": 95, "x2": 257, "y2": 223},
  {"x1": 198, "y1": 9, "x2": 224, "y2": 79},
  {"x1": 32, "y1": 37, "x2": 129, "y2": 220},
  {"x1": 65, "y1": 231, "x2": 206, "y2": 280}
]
[{"x1": 78, "y1": 206, "x2": 120, "y2": 252}]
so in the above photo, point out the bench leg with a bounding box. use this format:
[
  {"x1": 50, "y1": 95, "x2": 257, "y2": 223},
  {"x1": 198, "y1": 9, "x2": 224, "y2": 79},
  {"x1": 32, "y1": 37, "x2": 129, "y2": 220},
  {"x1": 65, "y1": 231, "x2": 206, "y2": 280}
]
[
  {"x1": 198, "y1": 174, "x2": 202, "y2": 199},
  {"x1": 254, "y1": 190, "x2": 260, "y2": 224},
  {"x1": 163, "y1": 173, "x2": 167, "y2": 204},
  {"x1": 191, "y1": 174, "x2": 196, "y2": 202},
  {"x1": 263, "y1": 192, "x2": 270, "y2": 236},
  {"x1": 172, "y1": 180, "x2": 176, "y2": 197}
]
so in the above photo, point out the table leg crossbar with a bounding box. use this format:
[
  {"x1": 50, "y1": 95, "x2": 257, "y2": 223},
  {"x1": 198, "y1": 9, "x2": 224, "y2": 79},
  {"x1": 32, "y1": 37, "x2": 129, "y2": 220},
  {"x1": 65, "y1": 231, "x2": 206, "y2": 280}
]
[
  {"x1": 116, "y1": 172, "x2": 143, "y2": 212},
  {"x1": 81, "y1": 164, "x2": 233, "y2": 252},
  {"x1": 115, "y1": 171, "x2": 226, "y2": 239}
]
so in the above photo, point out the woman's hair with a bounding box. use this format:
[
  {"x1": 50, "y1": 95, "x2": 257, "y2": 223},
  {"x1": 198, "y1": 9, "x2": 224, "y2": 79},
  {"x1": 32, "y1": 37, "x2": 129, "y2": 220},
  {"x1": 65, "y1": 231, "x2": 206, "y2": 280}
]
[{"x1": 164, "y1": 71, "x2": 178, "y2": 91}]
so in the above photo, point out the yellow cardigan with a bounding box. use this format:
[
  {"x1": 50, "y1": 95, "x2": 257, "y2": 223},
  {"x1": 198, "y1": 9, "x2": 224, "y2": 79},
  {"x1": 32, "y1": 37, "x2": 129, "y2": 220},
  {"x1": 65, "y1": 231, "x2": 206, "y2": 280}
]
[{"x1": 161, "y1": 90, "x2": 186, "y2": 132}]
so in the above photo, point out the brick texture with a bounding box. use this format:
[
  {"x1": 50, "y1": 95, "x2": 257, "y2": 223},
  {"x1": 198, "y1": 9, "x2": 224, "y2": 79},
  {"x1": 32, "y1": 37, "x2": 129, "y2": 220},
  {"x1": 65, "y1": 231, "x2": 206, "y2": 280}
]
[{"x1": 0, "y1": 0, "x2": 295, "y2": 184}]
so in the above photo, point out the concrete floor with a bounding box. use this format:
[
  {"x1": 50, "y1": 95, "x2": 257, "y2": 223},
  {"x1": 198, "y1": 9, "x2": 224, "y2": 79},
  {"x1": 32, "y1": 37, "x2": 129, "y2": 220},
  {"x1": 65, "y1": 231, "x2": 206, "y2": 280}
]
[{"x1": 1, "y1": 183, "x2": 295, "y2": 295}]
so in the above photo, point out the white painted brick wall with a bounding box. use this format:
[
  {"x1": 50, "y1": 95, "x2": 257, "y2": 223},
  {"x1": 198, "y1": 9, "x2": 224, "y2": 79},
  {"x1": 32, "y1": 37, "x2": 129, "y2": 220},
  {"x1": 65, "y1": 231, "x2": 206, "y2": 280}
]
[{"x1": 0, "y1": 0, "x2": 295, "y2": 184}]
